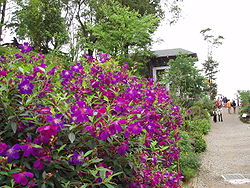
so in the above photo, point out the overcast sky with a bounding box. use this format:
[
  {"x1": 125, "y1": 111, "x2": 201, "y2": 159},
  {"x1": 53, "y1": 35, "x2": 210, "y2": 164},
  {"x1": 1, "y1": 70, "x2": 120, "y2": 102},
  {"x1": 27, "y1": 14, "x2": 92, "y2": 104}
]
[{"x1": 152, "y1": 0, "x2": 250, "y2": 99}]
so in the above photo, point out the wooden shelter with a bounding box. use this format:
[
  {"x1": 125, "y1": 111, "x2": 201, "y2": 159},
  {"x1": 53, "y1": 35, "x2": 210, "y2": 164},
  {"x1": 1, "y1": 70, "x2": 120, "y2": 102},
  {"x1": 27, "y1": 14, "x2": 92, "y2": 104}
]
[{"x1": 148, "y1": 48, "x2": 198, "y2": 80}]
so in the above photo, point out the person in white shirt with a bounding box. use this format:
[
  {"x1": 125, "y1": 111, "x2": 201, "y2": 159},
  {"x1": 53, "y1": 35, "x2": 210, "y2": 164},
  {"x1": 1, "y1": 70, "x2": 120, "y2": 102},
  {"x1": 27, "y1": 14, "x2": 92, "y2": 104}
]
[{"x1": 217, "y1": 107, "x2": 223, "y2": 122}]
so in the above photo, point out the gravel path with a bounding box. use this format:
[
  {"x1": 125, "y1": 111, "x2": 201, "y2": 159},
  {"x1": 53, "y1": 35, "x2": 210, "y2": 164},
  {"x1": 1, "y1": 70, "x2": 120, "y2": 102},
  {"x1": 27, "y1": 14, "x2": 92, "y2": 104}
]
[{"x1": 188, "y1": 107, "x2": 250, "y2": 188}]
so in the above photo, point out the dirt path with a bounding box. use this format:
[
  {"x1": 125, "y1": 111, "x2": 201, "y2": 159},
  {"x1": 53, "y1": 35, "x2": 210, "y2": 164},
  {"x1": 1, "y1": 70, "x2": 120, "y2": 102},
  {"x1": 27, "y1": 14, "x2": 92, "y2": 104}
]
[{"x1": 187, "y1": 107, "x2": 250, "y2": 188}]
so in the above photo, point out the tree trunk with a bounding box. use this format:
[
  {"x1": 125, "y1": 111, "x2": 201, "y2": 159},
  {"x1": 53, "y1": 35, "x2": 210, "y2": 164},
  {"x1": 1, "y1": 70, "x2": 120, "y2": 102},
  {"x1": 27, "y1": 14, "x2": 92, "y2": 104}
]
[{"x1": 0, "y1": 0, "x2": 7, "y2": 41}]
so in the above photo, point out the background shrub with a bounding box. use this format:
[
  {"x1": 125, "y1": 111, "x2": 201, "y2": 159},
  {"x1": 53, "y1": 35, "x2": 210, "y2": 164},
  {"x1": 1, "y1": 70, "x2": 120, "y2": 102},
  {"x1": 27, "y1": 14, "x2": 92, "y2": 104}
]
[
  {"x1": 186, "y1": 119, "x2": 211, "y2": 135},
  {"x1": 180, "y1": 152, "x2": 201, "y2": 181},
  {"x1": 238, "y1": 90, "x2": 250, "y2": 123}
]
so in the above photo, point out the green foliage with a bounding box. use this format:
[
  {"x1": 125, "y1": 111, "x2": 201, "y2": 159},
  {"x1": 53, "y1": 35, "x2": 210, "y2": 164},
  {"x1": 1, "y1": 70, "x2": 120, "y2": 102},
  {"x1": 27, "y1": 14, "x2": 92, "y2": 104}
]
[
  {"x1": 179, "y1": 107, "x2": 212, "y2": 182},
  {"x1": 186, "y1": 119, "x2": 211, "y2": 135},
  {"x1": 188, "y1": 106, "x2": 210, "y2": 120},
  {"x1": 238, "y1": 90, "x2": 250, "y2": 123},
  {"x1": 192, "y1": 96, "x2": 214, "y2": 115},
  {"x1": 11, "y1": 0, "x2": 69, "y2": 50},
  {"x1": 178, "y1": 131, "x2": 193, "y2": 154},
  {"x1": 180, "y1": 152, "x2": 201, "y2": 180},
  {"x1": 163, "y1": 54, "x2": 207, "y2": 107},
  {"x1": 116, "y1": 0, "x2": 163, "y2": 17},
  {"x1": 179, "y1": 144, "x2": 203, "y2": 182},
  {"x1": 191, "y1": 132, "x2": 207, "y2": 153},
  {"x1": 178, "y1": 131, "x2": 201, "y2": 182},
  {"x1": 85, "y1": 1, "x2": 160, "y2": 58}
]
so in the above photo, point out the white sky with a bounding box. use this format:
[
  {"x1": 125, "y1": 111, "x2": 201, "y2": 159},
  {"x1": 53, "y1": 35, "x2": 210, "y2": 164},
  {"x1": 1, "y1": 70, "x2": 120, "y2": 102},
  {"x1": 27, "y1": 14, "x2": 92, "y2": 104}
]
[{"x1": 152, "y1": 0, "x2": 250, "y2": 99}]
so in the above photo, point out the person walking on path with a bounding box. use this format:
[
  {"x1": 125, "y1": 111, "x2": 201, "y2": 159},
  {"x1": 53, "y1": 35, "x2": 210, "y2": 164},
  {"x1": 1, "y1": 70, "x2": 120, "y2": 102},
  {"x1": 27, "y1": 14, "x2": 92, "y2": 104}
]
[
  {"x1": 226, "y1": 100, "x2": 232, "y2": 114},
  {"x1": 212, "y1": 108, "x2": 217, "y2": 123},
  {"x1": 232, "y1": 100, "x2": 237, "y2": 113},
  {"x1": 217, "y1": 107, "x2": 223, "y2": 122}
]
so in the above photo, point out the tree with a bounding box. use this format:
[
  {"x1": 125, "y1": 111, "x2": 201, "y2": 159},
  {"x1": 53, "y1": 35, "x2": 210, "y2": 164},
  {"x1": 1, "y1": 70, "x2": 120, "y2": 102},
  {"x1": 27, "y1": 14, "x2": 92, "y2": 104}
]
[
  {"x1": 117, "y1": 0, "x2": 163, "y2": 17},
  {"x1": 200, "y1": 28, "x2": 224, "y2": 100},
  {"x1": 11, "y1": 0, "x2": 69, "y2": 51},
  {"x1": 64, "y1": 0, "x2": 182, "y2": 59},
  {"x1": 0, "y1": 0, "x2": 7, "y2": 41},
  {"x1": 86, "y1": 1, "x2": 159, "y2": 58},
  {"x1": 163, "y1": 54, "x2": 207, "y2": 107}
]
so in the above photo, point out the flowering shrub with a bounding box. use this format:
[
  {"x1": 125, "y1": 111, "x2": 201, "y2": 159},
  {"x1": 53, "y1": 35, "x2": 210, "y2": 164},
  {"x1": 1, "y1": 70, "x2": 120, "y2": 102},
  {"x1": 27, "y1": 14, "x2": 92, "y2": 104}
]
[{"x1": 0, "y1": 44, "x2": 183, "y2": 187}]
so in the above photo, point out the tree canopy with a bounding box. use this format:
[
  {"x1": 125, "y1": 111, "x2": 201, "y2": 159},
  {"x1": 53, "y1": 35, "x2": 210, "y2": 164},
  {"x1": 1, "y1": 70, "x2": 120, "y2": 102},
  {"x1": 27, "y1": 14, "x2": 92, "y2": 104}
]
[
  {"x1": 11, "y1": 0, "x2": 69, "y2": 50},
  {"x1": 85, "y1": 1, "x2": 159, "y2": 57},
  {"x1": 163, "y1": 54, "x2": 207, "y2": 107}
]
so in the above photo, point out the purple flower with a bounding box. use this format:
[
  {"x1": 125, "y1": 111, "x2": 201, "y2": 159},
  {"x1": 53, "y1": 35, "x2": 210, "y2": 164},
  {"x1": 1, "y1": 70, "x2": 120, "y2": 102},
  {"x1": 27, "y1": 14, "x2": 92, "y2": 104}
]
[
  {"x1": 6, "y1": 144, "x2": 20, "y2": 162},
  {"x1": 99, "y1": 53, "x2": 110, "y2": 63},
  {"x1": 122, "y1": 62, "x2": 129, "y2": 70},
  {"x1": 27, "y1": 182, "x2": 37, "y2": 188},
  {"x1": 71, "y1": 110, "x2": 89, "y2": 123},
  {"x1": 13, "y1": 172, "x2": 34, "y2": 186},
  {"x1": 70, "y1": 62, "x2": 83, "y2": 72},
  {"x1": 37, "y1": 125, "x2": 58, "y2": 138},
  {"x1": 33, "y1": 155, "x2": 52, "y2": 170},
  {"x1": 60, "y1": 69, "x2": 72, "y2": 79},
  {"x1": 0, "y1": 70, "x2": 7, "y2": 77},
  {"x1": 38, "y1": 107, "x2": 52, "y2": 115},
  {"x1": 90, "y1": 66, "x2": 102, "y2": 74},
  {"x1": 0, "y1": 142, "x2": 8, "y2": 156},
  {"x1": 48, "y1": 66, "x2": 58, "y2": 75},
  {"x1": 117, "y1": 142, "x2": 129, "y2": 155},
  {"x1": 0, "y1": 55, "x2": 6, "y2": 62},
  {"x1": 99, "y1": 131, "x2": 109, "y2": 141},
  {"x1": 84, "y1": 54, "x2": 95, "y2": 62},
  {"x1": 20, "y1": 143, "x2": 37, "y2": 158},
  {"x1": 18, "y1": 42, "x2": 32, "y2": 53},
  {"x1": 127, "y1": 122, "x2": 142, "y2": 135},
  {"x1": 18, "y1": 80, "x2": 34, "y2": 94},
  {"x1": 68, "y1": 151, "x2": 85, "y2": 165},
  {"x1": 46, "y1": 113, "x2": 64, "y2": 127},
  {"x1": 33, "y1": 159, "x2": 44, "y2": 170}
]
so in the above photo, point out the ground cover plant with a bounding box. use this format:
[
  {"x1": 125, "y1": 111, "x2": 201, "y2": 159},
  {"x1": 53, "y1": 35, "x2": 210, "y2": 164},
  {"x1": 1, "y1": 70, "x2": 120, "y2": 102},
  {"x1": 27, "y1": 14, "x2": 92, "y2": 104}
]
[
  {"x1": 178, "y1": 97, "x2": 213, "y2": 182},
  {"x1": 238, "y1": 90, "x2": 250, "y2": 123},
  {"x1": 0, "y1": 44, "x2": 183, "y2": 187}
]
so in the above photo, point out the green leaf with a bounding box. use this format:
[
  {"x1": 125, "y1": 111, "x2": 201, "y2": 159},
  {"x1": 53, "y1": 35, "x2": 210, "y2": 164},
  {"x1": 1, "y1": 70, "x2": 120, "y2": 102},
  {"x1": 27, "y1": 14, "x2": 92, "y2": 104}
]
[
  {"x1": 57, "y1": 144, "x2": 66, "y2": 153},
  {"x1": 26, "y1": 96, "x2": 35, "y2": 105},
  {"x1": 100, "y1": 170, "x2": 106, "y2": 180},
  {"x1": 10, "y1": 122, "x2": 17, "y2": 134},
  {"x1": 80, "y1": 184, "x2": 88, "y2": 188},
  {"x1": 7, "y1": 116, "x2": 15, "y2": 120},
  {"x1": 68, "y1": 133, "x2": 75, "y2": 143},
  {"x1": 83, "y1": 150, "x2": 93, "y2": 157},
  {"x1": 18, "y1": 66, "x2": 24, "y2": 73},
  {"x1": 91, "y1": 158, "x2": 103, "y2": 163},
  {"x1": 90, "y1": 169, "x2": 98, "y2": 177},
  {"x1": 105, "y1": 184, "x2": 115, "y2": 188},
  {"x1": 103, "y1": 95, "x2": 109, "y2": 102},
  {"x1": 0, "y1": 171, "x2": 9, "y2": 176},
  {"x1": 33, "y1": 144, "x2": 43, "y2": 149}
]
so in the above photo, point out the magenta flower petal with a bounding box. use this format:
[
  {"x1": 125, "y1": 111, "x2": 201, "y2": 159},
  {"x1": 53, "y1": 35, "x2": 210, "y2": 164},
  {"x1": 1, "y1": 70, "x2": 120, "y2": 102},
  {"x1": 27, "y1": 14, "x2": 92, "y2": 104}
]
[
  {"x1": 13, "y1": 172, "x2": 34, "y2": 186},
  {"x1": 18, "y1": 42, "x2": 32, "y2": 53},
  {"x1": 23, "y1": 172, "x2": 34, "y2": 178},
  {"x1": 33, "y1": 159, "x2": 44, "y2": 170},
  {"x1": 0, "y1": 142, "x2": 8, "y2": 155},
  {"x1": 18, "y1": 80, "x2": 34, "y2": 94}
]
